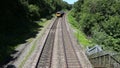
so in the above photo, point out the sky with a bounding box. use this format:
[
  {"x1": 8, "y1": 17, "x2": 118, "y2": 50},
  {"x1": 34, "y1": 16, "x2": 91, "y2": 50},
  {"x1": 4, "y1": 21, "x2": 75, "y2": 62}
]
[{"x1": 63, "y1": 0, "x2": 78, "y2": 4}]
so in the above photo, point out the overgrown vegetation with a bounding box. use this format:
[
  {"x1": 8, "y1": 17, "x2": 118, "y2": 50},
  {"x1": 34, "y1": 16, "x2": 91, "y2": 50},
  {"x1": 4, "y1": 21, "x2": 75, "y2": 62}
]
[
  {"x1": 72, "y1": 0, "x2": 120, "y2": 52},
  {"x1": 0, "y1": 0, "x2": 71, "y2": 65},
  {"x1": 67, "y1": 11, "x2": 91, "y2": 47}
]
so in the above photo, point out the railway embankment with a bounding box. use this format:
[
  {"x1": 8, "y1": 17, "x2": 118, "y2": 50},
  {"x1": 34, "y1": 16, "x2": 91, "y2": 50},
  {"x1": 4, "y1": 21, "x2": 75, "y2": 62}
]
[
  {"x1": 6, "y1": 13, "x2": 93, "y2": 68},
  {"x1": 5, "y1": 18, "x2": 55, "y2": 68}
]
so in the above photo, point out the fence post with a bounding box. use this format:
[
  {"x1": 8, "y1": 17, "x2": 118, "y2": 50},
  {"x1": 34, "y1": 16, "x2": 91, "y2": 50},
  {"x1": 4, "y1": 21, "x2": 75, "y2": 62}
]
[
  {"x1": 103, "y1": 55, "x2": 105, "y2": 67},
  {"x1": 109, "y1": 55, "x2": 111, "y2": 68}
]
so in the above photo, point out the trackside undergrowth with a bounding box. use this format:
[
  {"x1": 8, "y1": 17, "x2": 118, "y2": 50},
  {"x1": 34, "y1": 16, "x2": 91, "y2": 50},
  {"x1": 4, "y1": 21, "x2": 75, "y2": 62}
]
[
  {"x1": 67, "y1": 11, "x2": 92, "y2": 48},
  {"x1": 19, "y1": 18, "x2": 51, "y2": 68}
]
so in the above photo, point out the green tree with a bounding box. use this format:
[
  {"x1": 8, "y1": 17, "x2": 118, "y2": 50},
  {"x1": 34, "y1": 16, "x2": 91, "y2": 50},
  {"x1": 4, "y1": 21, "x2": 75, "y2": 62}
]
[
  {"x1": 0, "y1": 0, "x2": 71, "y2": 65},
  {"x1": 72, "y1": 0, "x2": 120, "y2": 52}
]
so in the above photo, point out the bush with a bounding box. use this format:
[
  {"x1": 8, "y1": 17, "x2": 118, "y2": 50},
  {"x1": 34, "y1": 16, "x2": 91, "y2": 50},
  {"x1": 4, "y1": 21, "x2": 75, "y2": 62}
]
[{"x1": 72, "y1": 0, "x2": 120, "y2": 52}]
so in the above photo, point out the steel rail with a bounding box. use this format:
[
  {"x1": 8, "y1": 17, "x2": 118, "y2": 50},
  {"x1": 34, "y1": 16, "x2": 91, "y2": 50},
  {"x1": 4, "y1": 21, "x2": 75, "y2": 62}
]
[
  {"x1": 61, "y1": 14, "x2": 82, "y2": 68},
  {"x1": 36, "y1": 18, "x2": 59, "y2": 68},
  {"x1": 61, "y1": 16, "x2": 68, "y2": 68}
]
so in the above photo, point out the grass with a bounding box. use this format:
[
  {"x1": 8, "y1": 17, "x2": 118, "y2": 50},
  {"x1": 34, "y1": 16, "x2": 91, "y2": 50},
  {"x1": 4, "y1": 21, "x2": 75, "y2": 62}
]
[
  {"x1": 19, "y1": 41, "x2": 36, "y2": 68},
  {"x1": 38, "y1": 18, "x2": 47, "y2": 26},
  {"x1": 67, "y1": 11, "x2": 92, "y2": 48},
  {"x1": 19, "y1": 18, "x2": 51, "y2": 68}
]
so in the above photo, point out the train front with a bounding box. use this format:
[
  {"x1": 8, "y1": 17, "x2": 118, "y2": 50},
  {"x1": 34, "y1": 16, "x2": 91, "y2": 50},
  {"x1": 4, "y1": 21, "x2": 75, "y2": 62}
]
[{"x1": 56, "y1": 11, "x2": 64, "y2": 17}]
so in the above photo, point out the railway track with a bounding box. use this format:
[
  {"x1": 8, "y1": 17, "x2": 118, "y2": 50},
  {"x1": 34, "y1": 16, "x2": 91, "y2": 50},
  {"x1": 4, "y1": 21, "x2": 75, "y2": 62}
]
[
  {"x1": 61, "y1": 15, "x2": 82, "y2": 68},
  {"x1": 36, "y1": 14, "x2": 83, "y2": 68},
  {"x1": 36, "y1": 18, "x2": 59, "y2": 68}
]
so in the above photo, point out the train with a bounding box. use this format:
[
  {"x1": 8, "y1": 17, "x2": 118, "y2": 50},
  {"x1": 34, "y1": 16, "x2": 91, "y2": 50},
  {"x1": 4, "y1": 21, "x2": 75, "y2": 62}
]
[{"x1": 56, "y1": 11, "x2": 64, "y2": 17}]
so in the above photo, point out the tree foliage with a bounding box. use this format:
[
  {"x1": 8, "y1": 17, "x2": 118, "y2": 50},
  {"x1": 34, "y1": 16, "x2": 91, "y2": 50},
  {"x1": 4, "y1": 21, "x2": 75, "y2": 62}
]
[
  {"x1": 72, "y1": 0, "x2": 120, "y2": 52},
  {"x1": 0, "y1": 0, "x2": 71, "y2": 65}
]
